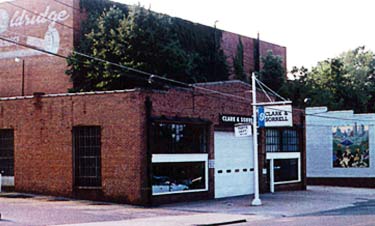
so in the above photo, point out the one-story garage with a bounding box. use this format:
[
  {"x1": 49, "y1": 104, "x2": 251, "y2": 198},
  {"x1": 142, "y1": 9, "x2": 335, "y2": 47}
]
[{"x1": 0, "y1": 81, "x2": 306, "y2": 205}]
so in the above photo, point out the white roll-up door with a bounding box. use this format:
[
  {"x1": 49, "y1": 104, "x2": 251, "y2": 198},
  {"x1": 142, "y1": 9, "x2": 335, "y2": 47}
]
[{"x1": 214, "y1": 131, "x2": 254, "y2": 198}]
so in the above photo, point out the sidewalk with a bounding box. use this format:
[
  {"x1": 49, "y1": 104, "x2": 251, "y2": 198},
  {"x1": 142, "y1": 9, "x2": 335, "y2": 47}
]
[
  {"x1": 1, "y1": 186, "x2": 375, "y2": 226},
  {"x1": 53, "y1": 213, "x2": 271, "y2": 226},
  {"x1": 161, "y1": 186, "x2": 375, "y2": 217}
]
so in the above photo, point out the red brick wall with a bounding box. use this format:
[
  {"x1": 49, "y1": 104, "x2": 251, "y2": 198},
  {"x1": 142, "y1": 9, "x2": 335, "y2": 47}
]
[
  {"x1": 221, "y1": 31, "x2": 287, "y2": 80},
  {"x1": 0, "y1": 80, "x2": 302, "y2": 205},
  {"x1": 0, "y1": 91, "x2": 147, "y2": 204},
  {"x1": 0, "y1": 1, "x2": 287, "y2": 98},
  {"x1": 0, "y1": 0, "x2": 77, "y2": 97},
  {"x1": 259, "y1": 40, "x2": 287, "y2": 71},
  {"x1": 0, "y1": 81, "x2": 263, "y2": 204}
]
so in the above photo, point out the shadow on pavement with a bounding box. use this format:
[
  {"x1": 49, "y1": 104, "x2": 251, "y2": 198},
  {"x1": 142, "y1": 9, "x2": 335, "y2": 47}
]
[{"x1": 297, "y1": 199, "x2": 375, "y2": 217}]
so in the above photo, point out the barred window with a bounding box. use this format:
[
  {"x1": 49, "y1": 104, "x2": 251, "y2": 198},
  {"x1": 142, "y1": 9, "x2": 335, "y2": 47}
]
[
  {"x1": 266, "y1": 129, "x2": 280, "y2": 152},
  {"x1": 73, "y1": 126, "x2": 101, "y2": 188},
  {"x1": 282, "y1": 129, "x2": 299, "y2": 152},
  {"x1": 266, "y1": 128, "x2": 300, "y2": 152},
  {"x1": 152, "y1": 122, "x2": 207, "y2": 153},
  {"x1": 0, "y1": 129, "x2": 14, "y2": 176}
]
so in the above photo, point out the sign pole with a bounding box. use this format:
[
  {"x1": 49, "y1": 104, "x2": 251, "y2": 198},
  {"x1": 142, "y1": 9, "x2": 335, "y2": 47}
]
[{"x1": 251, "y1": 73, "x2": 262, "y2": 206}]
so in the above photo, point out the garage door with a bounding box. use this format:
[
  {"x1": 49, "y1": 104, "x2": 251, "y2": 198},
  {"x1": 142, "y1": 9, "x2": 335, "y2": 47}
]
[{"x1": 214, "y1": 131, "x2": 254, "y2": 198}]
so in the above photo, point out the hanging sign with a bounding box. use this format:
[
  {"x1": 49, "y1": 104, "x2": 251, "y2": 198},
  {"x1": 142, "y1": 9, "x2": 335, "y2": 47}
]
[
  {"x1": 234, "y1": 124, "x2": 252, "y2": 137},
  {"x1": 258, "y1": 105, "x2": 293, "y2": 127}
]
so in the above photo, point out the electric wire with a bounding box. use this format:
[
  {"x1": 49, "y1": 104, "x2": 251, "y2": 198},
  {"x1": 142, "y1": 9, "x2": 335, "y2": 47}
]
[
  {"x1": 2, "y1": 31, "x2": 373, "y2": 123},
  {"x1": 2, "y1": 4, "x2": 375, "y2": 123},
  {"x1": 53, "y1": 0, "x2": 81, "y2": 12},
  {"x1": 1, "y1": 2, "x2": 267, "y2": 103},
  {"x1": 0, "y1": 28, "x2": 255, "y2": 104}
]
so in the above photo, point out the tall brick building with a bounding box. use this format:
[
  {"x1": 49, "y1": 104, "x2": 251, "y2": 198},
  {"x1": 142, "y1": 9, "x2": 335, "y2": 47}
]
[
  {"x1": 0, "y1": 0, "x2": 286, "y2": 97},
  {"x1": 0, "y1": 0, "x2": 301, "y2": 205}
]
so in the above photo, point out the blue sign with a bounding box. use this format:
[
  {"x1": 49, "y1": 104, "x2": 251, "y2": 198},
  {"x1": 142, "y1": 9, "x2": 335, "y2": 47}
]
[{"x1": 258, "y1": 106, "x2": 265, "y2": 128}]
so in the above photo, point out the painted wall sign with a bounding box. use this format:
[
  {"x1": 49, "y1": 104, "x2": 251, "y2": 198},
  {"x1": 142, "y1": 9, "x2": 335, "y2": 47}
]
[
  {"x1": 219, "y1": 114, "x2": 252, "y2": 125},
  {"x1": 0, "y1": 5, "x2": 70, "y2": 59},
  {"x1": 258, "y1": 105, "x2": 293, "y2": 127}
]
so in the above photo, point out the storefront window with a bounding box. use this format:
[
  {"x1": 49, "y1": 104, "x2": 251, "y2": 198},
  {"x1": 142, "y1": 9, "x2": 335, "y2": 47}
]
[
  {"x1": 152, "y1": 122, "x2": 207, "y2": 153},
  {"x1": 274, "y1": 158, "x2": 298, "y2": 182},
  {"x1": 152, "y1": 162, "x2": 206, "y2": 195}
]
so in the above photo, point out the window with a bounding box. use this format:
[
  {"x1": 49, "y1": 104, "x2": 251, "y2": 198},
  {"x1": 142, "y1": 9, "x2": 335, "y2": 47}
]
[
  {"x1": 274, "y1": 158, "x2": 299, "y2": 182},
  {"x1": 266, "y1": 128, "x2": 300, "y2": 152},
  {"x1": 73, "y1": 126, "x2": 101, "y2": 188},
  {"x1": 266, "y1": 129, "x2": 279, "y2": 152},
  {"x1": 152, "y1": 122, "x2": 207, "y2": 153},
  {"x1": 0, "y1": 129, "x2": 14, "y2": 176},
  {"x1": 152, "y1": 162, "x2": 206, "y2": 195},
  {"x1": 282, "y1": 130, "x2": 299, "y2": 152},
  {"x1": 152, "y1": 154, "x2": 208, "y2": 195}
]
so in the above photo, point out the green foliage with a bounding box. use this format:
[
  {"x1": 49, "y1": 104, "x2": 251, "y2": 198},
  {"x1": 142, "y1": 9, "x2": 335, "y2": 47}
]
[
  {"x1": 233, "y1": 37, "x2": 247, "y2": 82},
  {"x1": 283, "y1": 46, "x2": 375, "y2": 113},
  {"x1": 259, "y1": 51, "x2": 286, "y2": 92},
  {"x1": 67, "y1": 1, "x2": 228, "y2": 92}
]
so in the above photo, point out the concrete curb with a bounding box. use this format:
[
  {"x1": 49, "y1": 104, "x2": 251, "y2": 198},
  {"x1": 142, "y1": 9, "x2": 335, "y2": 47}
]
[{"x1": 196, "y1": 219, "x2": 247, "y2": 226}]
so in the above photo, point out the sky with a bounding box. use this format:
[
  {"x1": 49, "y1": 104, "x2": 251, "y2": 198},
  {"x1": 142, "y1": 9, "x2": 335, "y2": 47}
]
[{"x1": 115, "y1": 0, "x2": 375, "y2": 71}]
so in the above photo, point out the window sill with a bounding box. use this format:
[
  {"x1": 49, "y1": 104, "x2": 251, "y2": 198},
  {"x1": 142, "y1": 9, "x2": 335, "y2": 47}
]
[
  {"x1": 152, "y1": 188, "x2": 208, "y2": 196},
  {"x1": 274, "y1": 179, "x2": 301, "y2": 185},
  {"x1": 75, "y1": 186, "x2": 102, "y2": 190}
]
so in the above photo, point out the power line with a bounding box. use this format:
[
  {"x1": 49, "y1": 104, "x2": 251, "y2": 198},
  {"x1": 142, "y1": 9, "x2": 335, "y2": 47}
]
[
  {"x1": 2, "y1": 5, "x2": 374, "y2": 123},
  {"x1": 53, "y1": 0, "x2": 81, "y2": 12},
  {"x1": 3, "y1": 30, "x2": 373, "y2": 123},
  {"x1": 0, "y1": 33, "x2": 253, "y2": 106},
  {"x1": 1, "y1": 3, "x2": 270, "y2": 104}
]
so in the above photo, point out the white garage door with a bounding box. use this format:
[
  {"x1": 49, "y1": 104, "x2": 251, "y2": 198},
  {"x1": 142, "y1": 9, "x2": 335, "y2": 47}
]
[{"x1": 214, "y1": 131, "x2": 254, "y2": 198}]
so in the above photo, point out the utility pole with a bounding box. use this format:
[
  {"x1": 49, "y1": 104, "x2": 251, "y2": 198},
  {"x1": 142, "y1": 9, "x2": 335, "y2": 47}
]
[{"x1": 251, "y1": 72, "x2": 262, "y2": 206}]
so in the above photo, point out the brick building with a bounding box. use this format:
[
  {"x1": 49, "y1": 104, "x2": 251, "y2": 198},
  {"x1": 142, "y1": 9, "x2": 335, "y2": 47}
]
[
  {"x1": 0, "y1": 81, "x2": 306, "y2": 205},
  {"x1": 0, "y1": 0, "x2": 301, "y2": 205},
  {"x1": 0, "y1": 0, "x2": 286, "y2": 97}
]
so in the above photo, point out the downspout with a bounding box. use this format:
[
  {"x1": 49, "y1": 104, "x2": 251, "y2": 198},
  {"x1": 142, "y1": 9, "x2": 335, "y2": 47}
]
[{"x1": 145, "y1": 96, "x2": 153, "y2": 206}]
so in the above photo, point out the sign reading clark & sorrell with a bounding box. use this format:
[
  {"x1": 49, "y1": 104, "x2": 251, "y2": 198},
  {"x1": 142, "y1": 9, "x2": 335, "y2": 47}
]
[
  {"x1": 258, "y1": 105, "x2": 293, "y2": 127},
  {"x1": 219, "y1": 114, "x2": 252, "y2": 125}
]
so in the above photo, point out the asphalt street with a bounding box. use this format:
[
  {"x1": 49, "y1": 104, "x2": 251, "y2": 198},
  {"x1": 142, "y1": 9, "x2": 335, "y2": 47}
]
[{"x1": 0, "y1": 186, "x2": 375, "y2": 226}]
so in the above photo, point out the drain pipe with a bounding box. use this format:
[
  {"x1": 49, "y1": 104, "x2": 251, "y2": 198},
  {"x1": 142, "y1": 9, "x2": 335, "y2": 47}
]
[{"x1": 145, "y1": 96, "x2": 153, "y2": 206}]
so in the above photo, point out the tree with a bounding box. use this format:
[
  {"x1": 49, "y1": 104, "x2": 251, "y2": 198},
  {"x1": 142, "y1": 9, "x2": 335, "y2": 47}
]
[
  {"x1": 282, "y1": 46, "x2": 375, "y2": 113},
  {"x1": 259, "y1": 51, "x2": 286, "y2": 92},
  {"x1": 233, "y1": 37, "x2": 247, "y2": 81},
  {"x1": 67, "y1": 3, "x2": 228, "y2": 92}
]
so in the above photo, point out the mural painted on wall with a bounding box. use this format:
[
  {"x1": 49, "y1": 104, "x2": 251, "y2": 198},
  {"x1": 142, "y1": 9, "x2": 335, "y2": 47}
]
[
  {"x1": 332, "y1": 124, "x2": 369, "y2": 168},
  {"x1": 0, "y1": 5, "x2": 70, "y2": 59}
]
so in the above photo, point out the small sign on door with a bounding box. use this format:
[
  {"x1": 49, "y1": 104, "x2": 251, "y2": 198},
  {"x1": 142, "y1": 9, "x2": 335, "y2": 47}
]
[{"x1": 234, "y1": 124, "x2": 252, "y2": 137}]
